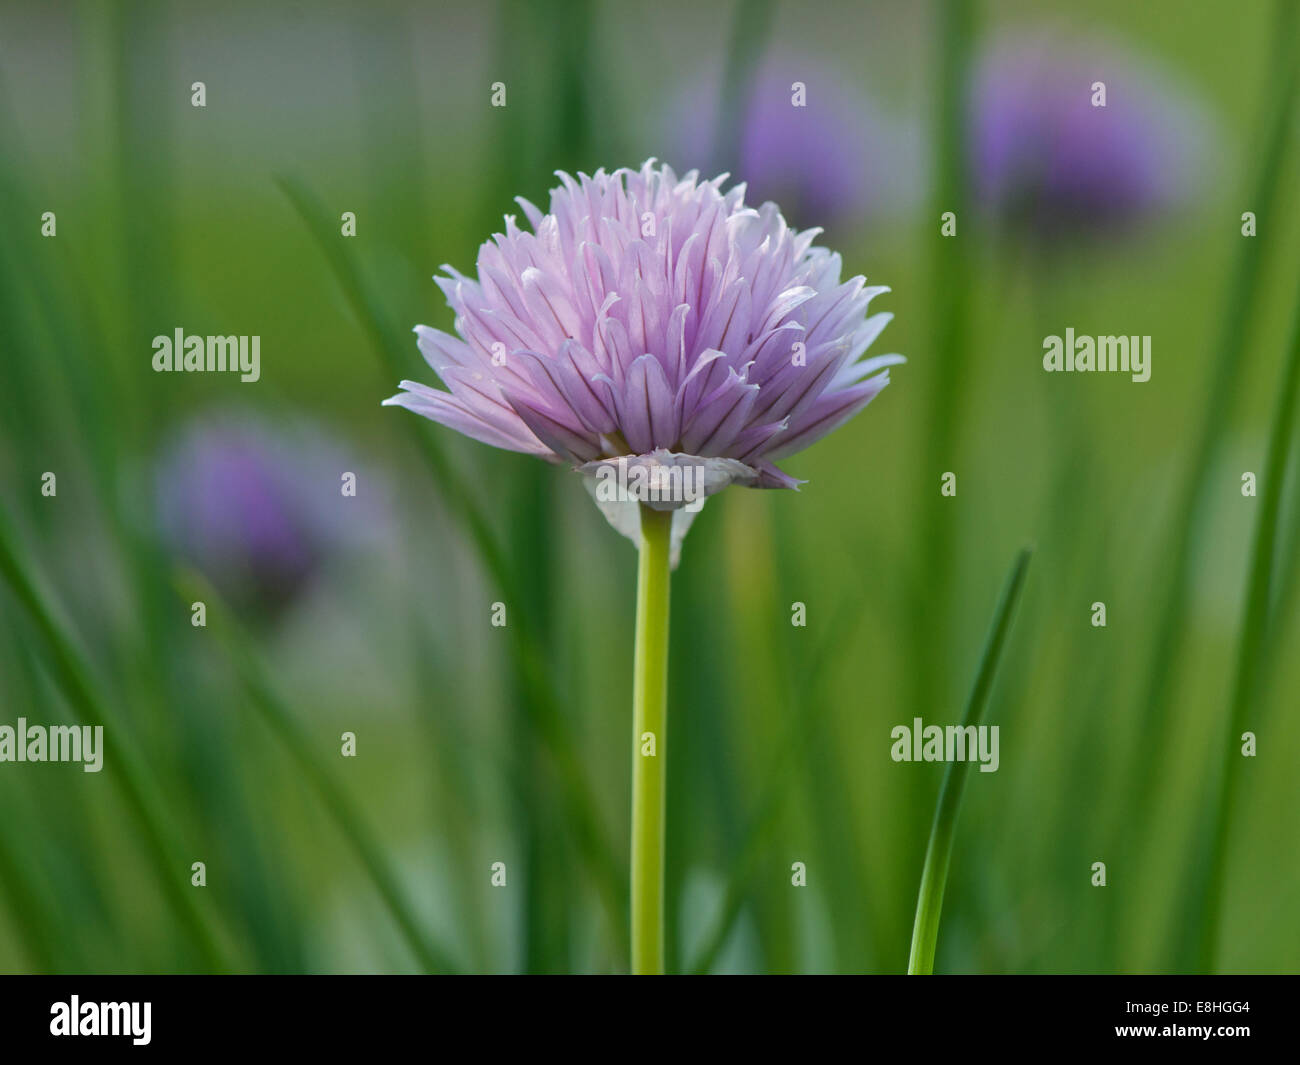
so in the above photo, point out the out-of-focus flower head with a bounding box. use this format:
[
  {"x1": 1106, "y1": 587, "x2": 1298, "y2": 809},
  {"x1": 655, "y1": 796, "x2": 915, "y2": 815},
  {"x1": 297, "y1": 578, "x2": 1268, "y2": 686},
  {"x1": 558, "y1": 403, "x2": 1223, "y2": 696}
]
[
  {"x1": 670, "y1": 57, "x2": 920, "y2": 231},
  {"x1": 153, "y1": 409, "x2": 380, "y2": 617},
  {"x1": 972, "y1": 28, "x2": 1210, "y2": 241}
]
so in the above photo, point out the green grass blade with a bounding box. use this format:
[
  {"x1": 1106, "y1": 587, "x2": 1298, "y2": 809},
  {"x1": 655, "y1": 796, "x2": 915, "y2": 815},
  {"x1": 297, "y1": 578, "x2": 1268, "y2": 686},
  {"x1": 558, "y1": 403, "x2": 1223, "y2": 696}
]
[
  {"x1": 273, "y1": 175, "x2": 513, "y2": 583},
  {"x1": 908, "y1": 546, "x2": 1033, "y2": 975},
  {"x1": 1132, "y1": 0, "x2": 1299, "y2": 817},
  {"x1": 713, "y1": 0, "x2": 777, "y2": 175},
  {"x1": 275, "y1": 173, "x2": 628, "y2": 955},
  {"x1": 685, "y1": 592, "x2": 867, "y2": 974},
  {"x1": 1196, "y1": 271, "x2": 1300, "y2": 971},
  {"x1": 0, "y1": 503, "x2": 234, "y2": 971},
  {"x1": 0, "y1": 776, "x2": 65, "y2": 971},
  {"x1": 174, "y1": 572, "x2": 461, "y2": 974},
  {"x1": 904, "y1": 0, "x2": 978, "y2": 911}
]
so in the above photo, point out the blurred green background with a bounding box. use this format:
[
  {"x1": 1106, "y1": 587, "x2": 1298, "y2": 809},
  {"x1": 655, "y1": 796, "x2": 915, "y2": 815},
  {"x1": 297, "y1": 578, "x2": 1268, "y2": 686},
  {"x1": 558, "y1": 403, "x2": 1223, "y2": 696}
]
[{"x1": 1, "y1": 0, "x2": 1298, "y2": 974}]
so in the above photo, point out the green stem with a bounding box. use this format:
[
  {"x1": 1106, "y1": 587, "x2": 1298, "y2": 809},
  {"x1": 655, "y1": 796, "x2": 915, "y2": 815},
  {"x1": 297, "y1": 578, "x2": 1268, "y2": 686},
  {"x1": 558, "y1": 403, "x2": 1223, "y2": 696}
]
[
  {"x1": 908, "y1": 546, "x2": 1033, "y2": 975},
  {"x1": 631, "y1": 505, "x2": 672, "y2": 974}
]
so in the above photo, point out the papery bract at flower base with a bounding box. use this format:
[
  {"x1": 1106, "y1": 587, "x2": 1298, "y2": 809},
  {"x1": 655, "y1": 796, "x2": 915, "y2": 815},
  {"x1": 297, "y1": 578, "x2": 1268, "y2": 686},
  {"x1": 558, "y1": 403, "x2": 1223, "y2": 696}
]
[{"x1": 385, "y1": 160, "x2": 901, "y2": 555}]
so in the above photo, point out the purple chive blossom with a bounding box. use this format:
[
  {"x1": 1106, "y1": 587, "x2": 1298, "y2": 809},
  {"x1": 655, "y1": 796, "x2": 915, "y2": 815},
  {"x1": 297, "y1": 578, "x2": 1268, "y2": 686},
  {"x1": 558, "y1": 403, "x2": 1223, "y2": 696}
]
[
  {"x1": 385, "y1": 160, "x2": 901, "y2": 551},
  {"x1": 972, "y1": 30, "x2": 1208, "y2": 239},
  {"x1": 154, "y1": 411, "x2": 376, "y2": 615},
  {"x1": 671, "y1": 61, "x2": 918, "y2": 230}
]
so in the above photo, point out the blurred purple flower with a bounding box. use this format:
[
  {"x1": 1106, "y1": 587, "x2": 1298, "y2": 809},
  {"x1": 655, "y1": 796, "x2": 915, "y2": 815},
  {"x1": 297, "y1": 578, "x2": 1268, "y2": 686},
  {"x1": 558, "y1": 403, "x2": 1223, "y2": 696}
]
[
  {"x1": 385, "y1": 160, "x2": 901, "y2": 554},
  {"x1": 154, "y1": 410, "x2": 380, "y2": 616},
  {"x1": 972, "y1": 29, "x2": 1209, "y2": 239},
  {"x1": 671, "y1": 59, "x2": 918, "y2": 230}
]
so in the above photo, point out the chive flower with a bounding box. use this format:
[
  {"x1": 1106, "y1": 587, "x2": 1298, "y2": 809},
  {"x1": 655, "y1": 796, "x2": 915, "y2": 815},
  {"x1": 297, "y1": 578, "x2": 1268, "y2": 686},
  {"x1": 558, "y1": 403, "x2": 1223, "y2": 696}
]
[
  {"x1": 386, "y1": 160, "x2": 899, "y2": 544},
  {"x1": 672, "y1": 60, "x2": 919, "y2": 230},
  {"x1": 385, "y1": 159, "x2": 900, "y2": 973},
  {"x1": 154, "y1": 410, "x2": 379, "y2": 619},
  {"x1": 972, "y1": 30, "x2": 1208, "y2": 240}
]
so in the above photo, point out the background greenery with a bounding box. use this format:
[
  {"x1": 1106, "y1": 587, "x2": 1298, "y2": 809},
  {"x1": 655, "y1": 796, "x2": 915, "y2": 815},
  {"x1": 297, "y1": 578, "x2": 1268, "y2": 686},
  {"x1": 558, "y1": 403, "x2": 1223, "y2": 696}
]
[{"x1": 1, "y1": 0, "x2": 1297, "y2": 973}]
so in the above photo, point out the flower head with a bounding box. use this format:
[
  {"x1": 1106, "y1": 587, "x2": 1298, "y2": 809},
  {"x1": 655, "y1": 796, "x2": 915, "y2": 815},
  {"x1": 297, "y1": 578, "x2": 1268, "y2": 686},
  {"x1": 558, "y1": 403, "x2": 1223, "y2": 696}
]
[
  {"x1": 670, "y1": 61, "x2": 919, "y2": 230},
  {"x1": 153, "y1": 410, "x2": 381, "y2": 617},
  {"x1": 972, "y1": 30, "x2": 1208, "y2": 240},
  {"x1": 386, "y1": 161, "x2": 900, "y2": 550}
]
